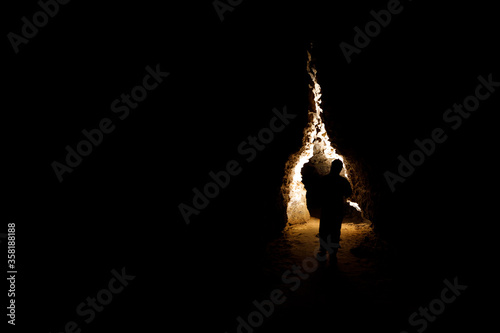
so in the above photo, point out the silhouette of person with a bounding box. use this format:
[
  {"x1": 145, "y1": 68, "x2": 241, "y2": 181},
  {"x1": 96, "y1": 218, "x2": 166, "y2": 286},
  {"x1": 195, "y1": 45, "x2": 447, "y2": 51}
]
[{"x1": 318, "y1": 159, "x2": 352, "y2": 260}]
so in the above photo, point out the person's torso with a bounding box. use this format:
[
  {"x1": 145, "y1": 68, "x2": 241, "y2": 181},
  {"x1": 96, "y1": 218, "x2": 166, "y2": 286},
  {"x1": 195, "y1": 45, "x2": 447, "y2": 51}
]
[{"x1": 320, "y1": 174, "x2": 348, "y2": 208}]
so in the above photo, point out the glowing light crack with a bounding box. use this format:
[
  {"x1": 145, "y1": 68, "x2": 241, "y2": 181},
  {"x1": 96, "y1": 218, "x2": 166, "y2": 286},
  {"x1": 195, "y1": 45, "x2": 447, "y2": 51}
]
[{"x1": 282, "y1": 51, "x2": 361, "y2": 225}]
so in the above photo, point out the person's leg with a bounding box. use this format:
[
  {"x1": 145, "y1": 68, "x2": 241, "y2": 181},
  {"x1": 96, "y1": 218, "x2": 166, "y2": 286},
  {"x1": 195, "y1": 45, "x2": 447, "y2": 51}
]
[
  {"x1": 318, "y1": 215, "x2": 331, "y2": 256},
  {"x1": 331, "y1": 215, "x2": 342, "y2": 244},
  {"x1": 318, "y1": 210, "x2": 327, "y2": 253},
  {"x1": 329, "y1": 215, "x2": 343, "y2": 258},
  {"x1": 318, "y1": 231, "x2": 328, "y2": 254}
]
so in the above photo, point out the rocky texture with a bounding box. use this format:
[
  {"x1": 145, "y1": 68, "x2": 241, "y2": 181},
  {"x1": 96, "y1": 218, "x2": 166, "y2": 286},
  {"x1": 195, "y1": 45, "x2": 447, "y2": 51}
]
[{"x1": 279, "y1": 50, "x2": 373, "y2": 229}]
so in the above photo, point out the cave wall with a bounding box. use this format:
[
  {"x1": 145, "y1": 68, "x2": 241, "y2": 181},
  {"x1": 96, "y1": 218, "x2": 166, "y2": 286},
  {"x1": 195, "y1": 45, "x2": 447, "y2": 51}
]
[
  {"x1": 279, "y1": 51, "x2": 373, "y2": 228},
  {"x1": 173, "y1": 0, "x2": 496, "y2": 267}
]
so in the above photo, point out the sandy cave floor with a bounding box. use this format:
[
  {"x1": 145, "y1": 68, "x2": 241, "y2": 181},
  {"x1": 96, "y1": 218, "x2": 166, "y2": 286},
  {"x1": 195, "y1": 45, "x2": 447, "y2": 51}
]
[
  {"x1": 256, "y1": 216, "x2": 396, "y2": 332},
  {"x1": 264, "y1": 217, "x2": 386, "y2": 281}
]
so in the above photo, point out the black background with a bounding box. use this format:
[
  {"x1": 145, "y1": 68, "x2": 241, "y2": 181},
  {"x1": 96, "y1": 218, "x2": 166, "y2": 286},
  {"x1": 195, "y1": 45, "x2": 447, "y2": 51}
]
[{"x1": 3, "y1": 0, "x2": 498, "y2": 332}]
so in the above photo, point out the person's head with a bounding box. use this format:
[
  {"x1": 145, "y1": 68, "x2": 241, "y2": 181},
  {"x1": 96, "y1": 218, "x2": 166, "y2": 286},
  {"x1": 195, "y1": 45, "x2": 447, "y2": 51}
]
[{"x1": 330, "y1": 159, "x2": 343, "y2": 175}]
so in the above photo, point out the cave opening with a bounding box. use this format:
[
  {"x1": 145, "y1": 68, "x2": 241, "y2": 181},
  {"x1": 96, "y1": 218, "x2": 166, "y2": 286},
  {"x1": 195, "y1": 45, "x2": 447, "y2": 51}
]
[{"x1": 281, "y1": 50, "x2": 369, "y2": 230}]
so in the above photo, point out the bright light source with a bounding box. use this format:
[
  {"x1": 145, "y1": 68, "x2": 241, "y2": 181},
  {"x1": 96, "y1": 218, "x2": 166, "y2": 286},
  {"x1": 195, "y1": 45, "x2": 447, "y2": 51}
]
[
  {"x1": 282, "y1": 51, "x2": 361, "y2": 224},
  {"x1": 347, "y1": 200, "x2": 362, "y2": 212}
]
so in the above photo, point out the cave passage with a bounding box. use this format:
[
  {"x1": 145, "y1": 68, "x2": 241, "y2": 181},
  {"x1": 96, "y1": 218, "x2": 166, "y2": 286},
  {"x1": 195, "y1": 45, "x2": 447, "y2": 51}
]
[{"x1": 281, "y1": 50, "x2": 363, "y2": 227}]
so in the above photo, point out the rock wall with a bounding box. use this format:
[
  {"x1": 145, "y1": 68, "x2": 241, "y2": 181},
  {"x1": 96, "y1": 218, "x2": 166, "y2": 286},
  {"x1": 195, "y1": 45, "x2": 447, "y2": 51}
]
[{"x1": 279, "y1": 50, "x2": 374, "y2": 229}]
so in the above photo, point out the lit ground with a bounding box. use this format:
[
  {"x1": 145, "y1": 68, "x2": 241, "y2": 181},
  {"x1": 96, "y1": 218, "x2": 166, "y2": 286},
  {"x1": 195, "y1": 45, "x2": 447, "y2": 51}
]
[
  {"x1": 265, "y1": 217, "x2": 380, "y2": 278},
  {"x1": 283, "y1": 217, "x2": 374, "y2": 270},
  {"x1": 259, "y1": 216, "x2": 394, "y2": 332}
]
